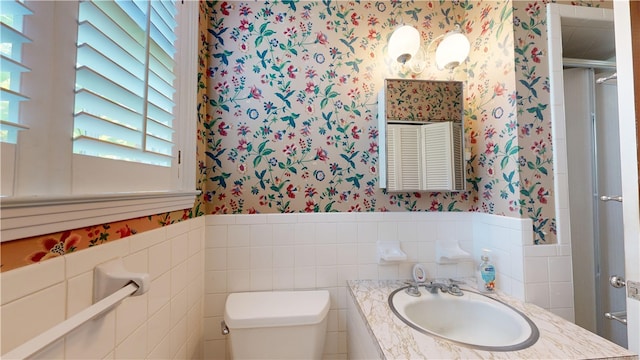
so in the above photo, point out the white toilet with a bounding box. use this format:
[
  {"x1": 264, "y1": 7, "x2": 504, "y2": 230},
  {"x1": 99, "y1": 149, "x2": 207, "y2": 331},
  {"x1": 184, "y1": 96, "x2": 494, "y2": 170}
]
[{"x1": 223, "y1": 290, "x2": 330, "y2": 359}]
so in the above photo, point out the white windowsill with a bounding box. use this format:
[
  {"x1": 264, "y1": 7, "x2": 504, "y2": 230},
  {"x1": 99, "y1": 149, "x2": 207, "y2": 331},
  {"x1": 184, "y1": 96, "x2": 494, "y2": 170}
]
[{"x1": 0, "y1": 190, "x2": 200, "y2": 242}]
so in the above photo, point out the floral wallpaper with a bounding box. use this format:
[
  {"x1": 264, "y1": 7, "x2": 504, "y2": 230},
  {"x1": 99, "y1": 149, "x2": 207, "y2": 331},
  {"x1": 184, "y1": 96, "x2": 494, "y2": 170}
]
[
  {"x1": 384, "y1": 79, "x2": 463, "y2": 122},
  {"x1": 199, "y1": 0, "x2": 516, "y2": 216},
  {"x1": 0, "y1": 0, "x2": 613, "y2": 272},
  {"x1": 512, "y1": 0, "x2": 611, "y2": 243},
  {"x1": 0, "y1": 209, "x2": 194, "y2": 272},
  {"x1": 199, "y1": 0, "x2": 610, "y2": 245}
]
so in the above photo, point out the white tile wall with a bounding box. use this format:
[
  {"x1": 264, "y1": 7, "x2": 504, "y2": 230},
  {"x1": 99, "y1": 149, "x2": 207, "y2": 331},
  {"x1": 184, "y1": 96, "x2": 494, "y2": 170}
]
[
  {"x1": 203, "y1": 211, "x2": 571, "y2": 360},
  {"x1": 0, "y1": 212, "x2": 576, "y2": 360},
  {"x1": 0, "y1": 216, "x2": 205, "y2": 360}
]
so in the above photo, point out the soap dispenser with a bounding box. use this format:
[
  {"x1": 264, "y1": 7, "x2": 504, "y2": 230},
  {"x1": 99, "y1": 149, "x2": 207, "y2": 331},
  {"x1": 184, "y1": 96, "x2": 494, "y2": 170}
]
[{"x1": 478, "y1": 249, "x2": 496, "y2": 292}]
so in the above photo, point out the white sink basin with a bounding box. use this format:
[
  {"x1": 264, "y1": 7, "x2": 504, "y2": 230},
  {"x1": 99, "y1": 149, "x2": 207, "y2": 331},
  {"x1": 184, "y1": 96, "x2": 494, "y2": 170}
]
[{"x1": 388, "y1": 285, "x2": 539, "y2": 351}]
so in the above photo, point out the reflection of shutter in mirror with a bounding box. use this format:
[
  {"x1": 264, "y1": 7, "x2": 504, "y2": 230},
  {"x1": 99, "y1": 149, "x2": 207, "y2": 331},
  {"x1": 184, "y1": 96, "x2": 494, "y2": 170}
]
[
  {"x1": 422, "y1": 123, "x2": 452, "y2": 189},
  {"x1": 386, "y1": 125, "x2": 398, "y2": 191},
  {"x1": 387, "y1": 125, "x2": 421, "y2": 191},
  {"x1": 452, "y1": 123, "x2": 464, "y2": 190}
]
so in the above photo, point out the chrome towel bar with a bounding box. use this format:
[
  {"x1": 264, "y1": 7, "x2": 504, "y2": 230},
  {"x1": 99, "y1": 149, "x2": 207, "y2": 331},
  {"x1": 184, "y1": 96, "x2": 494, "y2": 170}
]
[{"x1": 604, "y1": 311, "x2": 627, "y2": 325}]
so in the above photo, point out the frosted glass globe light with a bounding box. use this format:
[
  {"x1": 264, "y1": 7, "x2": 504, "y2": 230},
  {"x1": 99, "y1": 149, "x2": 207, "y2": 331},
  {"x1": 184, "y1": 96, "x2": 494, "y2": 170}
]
[
  {"x1": 388, "y1": 25, "x2": 421, "y2": 64},
  {"x1": 435, "y1": 25, "x2": 471, "y2": 70}
]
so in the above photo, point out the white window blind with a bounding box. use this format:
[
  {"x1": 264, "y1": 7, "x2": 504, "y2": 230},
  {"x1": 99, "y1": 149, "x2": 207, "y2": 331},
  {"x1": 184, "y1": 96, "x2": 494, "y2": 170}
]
[
  {"x1": 73, "y1": 0, "x2": 177, "y2": 166},
  {"x1": 0, "y1": 0, "x2": 199, "y2": 241},
  {"x1": 0, "y1": 0, "x2": 32, "y2": 144}
]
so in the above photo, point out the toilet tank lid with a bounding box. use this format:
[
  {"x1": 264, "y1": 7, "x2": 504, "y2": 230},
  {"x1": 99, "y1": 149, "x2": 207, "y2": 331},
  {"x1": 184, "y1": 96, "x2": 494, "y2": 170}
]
[{"x1": 224, "y1": 290, "x2": 330, "y2": 329}]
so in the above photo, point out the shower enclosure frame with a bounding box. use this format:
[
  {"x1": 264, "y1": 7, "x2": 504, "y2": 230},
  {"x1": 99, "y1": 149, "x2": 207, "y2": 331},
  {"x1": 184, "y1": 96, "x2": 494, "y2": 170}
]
[{"x1": 547, "y1": 3, "x2": 630, "y2": 347}]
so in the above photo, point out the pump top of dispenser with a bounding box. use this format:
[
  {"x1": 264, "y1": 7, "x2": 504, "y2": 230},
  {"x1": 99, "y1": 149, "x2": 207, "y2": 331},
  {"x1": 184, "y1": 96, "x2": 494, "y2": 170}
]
[{"x1": 481, "y1": 249, "x2": 491, "y2": 261}]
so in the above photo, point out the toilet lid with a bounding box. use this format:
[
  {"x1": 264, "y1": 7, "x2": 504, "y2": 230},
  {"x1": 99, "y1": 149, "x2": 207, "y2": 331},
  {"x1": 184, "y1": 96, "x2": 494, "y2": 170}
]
[{"x1": 224, "y1": 290, "x2": 330, "y2": 329}]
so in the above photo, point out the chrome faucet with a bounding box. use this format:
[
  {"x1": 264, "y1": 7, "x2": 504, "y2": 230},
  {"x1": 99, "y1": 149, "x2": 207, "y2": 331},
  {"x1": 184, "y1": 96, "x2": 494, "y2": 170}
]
[
  {"x1": 424, "y1": 281, "x2": 464, "y2": 296},
  {"x1": 424, "y1": 282, "x2": 449, "y2": 294}
]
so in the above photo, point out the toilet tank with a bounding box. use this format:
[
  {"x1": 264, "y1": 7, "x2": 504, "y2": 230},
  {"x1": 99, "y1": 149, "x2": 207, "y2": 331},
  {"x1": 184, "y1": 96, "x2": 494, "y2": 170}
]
[{"x1": 224, "y1": 290, "x2": 330, "y2": 360}]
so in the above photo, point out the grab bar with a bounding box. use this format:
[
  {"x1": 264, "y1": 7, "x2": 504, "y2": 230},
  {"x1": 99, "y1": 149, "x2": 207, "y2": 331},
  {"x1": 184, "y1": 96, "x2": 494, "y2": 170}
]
[
  {"x1": 3, "y1": 258, "x2": 149, "y2": 360},
  {"x1": 604, "y1": 311, "x2": 627, "y2": 325},
  {"x1": 596, "y1": 72, "x2": 617, "y2": 84},
  {"x1": 600, "y1": 195, "x2": 623, "y2": 202},
  {"x1": 3, "y1": 283, "x2": 139, "y2": 360}
]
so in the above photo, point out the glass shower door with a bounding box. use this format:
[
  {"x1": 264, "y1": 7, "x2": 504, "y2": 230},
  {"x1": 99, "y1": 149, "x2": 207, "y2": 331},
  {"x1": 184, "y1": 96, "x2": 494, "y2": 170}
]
[{"x1": 565, "y1": 67, "x2": 627, "y2": 347}]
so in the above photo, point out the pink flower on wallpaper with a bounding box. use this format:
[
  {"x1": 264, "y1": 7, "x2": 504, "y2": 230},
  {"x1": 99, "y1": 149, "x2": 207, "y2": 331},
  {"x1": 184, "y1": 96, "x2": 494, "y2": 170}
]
[
  {"x1": 305, "y1": 187, "x2": 317, "y2": 198},
  {"x1": 304, "y1": 200, "x2": 317, "y2": 212},
  {"x1": 232, "y1": 183, "x2": 243, "y2": 196},
  {"x1": 537, "y1": 187, "x2": 549, "y2": 204},
  {"x1": 305, "y1": 68, "x2": 317, "y2": 79},
  {"x1": 469, "y1": 130, "x2": 478, "y2": 144},
  {"x1": 116, "y1": 225, "x2": 134, "y2": 238},
  {"x1": 214, "y1": 81, "x2": 229, "y2": 94},
  {"x1": 218, "y1": 122, "x2": 228, "y2": 136},
  {"x1": 239, "y1": 19, "x2": 251, "y2": 31},
  {"x1": 367, "y1": 15, "x2": 379, "y2": 26},
  {"x1": 287, "y1": 65, "x2": 297, "y2": 79},
  {"x1": 237, "y1": 124, "x2": 250, "y2": 136},
  {"x1": 315, "y1": 147, "x2": 328, "y2": 161},
  {"x1": 525, "y1": 2, "x2": 541, "y2": 16},
  {"x1": 249, "y1": 86, "x2": 262, "y2": 99},
  {"x1": 284, "y1": 27, "x2": 297, "y2": 38},
  {"x1": 465, "y1": 21, "x2": 473, "y2": 34},
  {"x1": 485, "y1": 142, "x2": 497, "y2": 154},
  {"x1": 481, "y1": 5, "x2": 492, "y2": 20},
  {"x1": 237, "y1": 139, "x2": 248, "y2": 151},
  {"x1": 29, "y1": 231, "x2": 80, "y2": 263},
  {"x1": 220, "y1": 1, "x2": 230, "y2": 16},
  {"x1": 316, "y1": 32, "x2": 328, "y2": 45},
  {"x1": 531, "y1": 47, "x2": 542, "y2": 63},
  {"x1": 350, "y1": 13, "x2": 360, "y2": 26},
  {"x1": 485, "y1": 126, "x2": 496, "y2": 139},
  {"x1": 283, "y1": 144, "x2": 296, "y2": 155},
  {"x1": 480, "y1": 21, "x2": 491, "y2": 35},
  {"x1": 494, "y1": 83, "x2": 506, "y2": 96},
  {"x1": 365, "y1": 185, "x2": 375, "y2": 196},
  {"x1": 286, "y1": 184, "x2": 297, "y2": 198},
  {"x1": 239, "y1": 5, "x2": 252, "y2": 16},
  {"x1": 531, "y1": 140, "x2": 546, "y2": 154},
  {"x1": 305, "y1": 82, "x2": 316, "y2": 94},
  {"x1": 351, "y1": 126, "x2": 360, "y2": 139}
]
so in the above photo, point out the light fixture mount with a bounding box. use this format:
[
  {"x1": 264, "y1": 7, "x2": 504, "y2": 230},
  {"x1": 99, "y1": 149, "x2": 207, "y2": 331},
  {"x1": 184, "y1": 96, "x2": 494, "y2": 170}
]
[{"x1": 386, "y1": 23, "x2": 470, "y2": 74}]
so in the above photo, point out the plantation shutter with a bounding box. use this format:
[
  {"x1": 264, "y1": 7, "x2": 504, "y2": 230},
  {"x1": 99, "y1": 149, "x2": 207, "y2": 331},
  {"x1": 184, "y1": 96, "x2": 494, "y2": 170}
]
[
  {"x1": 0, "y1": 0, "x2": 32, "y2": 144},
  {"x1": 421, "y1": 122, "x2": 453, "y2": 190},
  {"x1": 387, "y1": 124, "x2": 422, "y2": 191},
  {"x1": 73, "y1": 0, "x2": 177, "y2": 166}
]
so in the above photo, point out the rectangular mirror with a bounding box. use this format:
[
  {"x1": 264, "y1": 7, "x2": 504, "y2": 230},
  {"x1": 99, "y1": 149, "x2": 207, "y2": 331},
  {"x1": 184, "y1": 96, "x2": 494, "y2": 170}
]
[{"x1": 378, "y1": 79, "x2": 466, "y2": 192}]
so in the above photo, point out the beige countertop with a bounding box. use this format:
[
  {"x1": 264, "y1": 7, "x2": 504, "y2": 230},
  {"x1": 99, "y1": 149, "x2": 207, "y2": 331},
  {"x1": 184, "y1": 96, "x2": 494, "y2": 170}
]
[{"x1": 348, "y1": 280, "x2": 637, "y2": 360}]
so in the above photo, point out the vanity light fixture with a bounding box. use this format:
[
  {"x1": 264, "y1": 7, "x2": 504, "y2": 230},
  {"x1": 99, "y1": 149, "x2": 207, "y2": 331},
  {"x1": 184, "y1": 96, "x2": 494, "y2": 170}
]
[
  {"x1": 387, "y1": 25, "x2": 423, "y2": 73},
  {"x1": 434, "y1": 24, "x2": 471, "y2": 70},
  {"x1": 387, "y1": 24, "x2": 471, "y2": 74}
]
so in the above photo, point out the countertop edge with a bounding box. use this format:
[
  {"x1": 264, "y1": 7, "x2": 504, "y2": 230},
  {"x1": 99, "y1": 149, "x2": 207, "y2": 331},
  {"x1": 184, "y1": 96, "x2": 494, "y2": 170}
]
[{"x1": 347, "y1": 279, "x2": 638, "y2": 360}]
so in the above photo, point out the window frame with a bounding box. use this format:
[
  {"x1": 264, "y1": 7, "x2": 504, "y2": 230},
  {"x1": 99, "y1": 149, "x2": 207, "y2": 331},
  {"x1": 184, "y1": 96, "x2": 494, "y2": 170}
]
[{"x1": 0, "y1": 0, "x2": 199, "y2": 242}]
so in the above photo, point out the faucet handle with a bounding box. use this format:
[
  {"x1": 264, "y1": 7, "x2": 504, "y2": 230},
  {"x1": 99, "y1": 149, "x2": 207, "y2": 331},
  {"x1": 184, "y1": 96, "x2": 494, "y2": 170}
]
[
  {"x1": 447, "y1": 283, "x2": 464, "y2": 296},
  {"x1": 403, "y1": 281, "x2": 422, "y2": 297}
]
